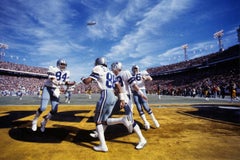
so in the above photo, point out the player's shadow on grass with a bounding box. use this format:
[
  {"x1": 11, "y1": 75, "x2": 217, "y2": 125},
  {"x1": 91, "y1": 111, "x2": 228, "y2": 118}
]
[
  {"x1": 178, "y1": 104, "x2": 240, "y2": 125},
  {"x1": 54, "y1": 124, "x2": 134, "y2": 148},
  {"x1": 7, "y1": 110, "x2": 137, "y2": 149},
  {"x1": 0, "y1": 110, "x2": 91, "y2": 129},
  {"x1": 0, "y1": 110, "x2": 36, "y2": 128},
  {"x1": 9, "y1": 126, "x2": 70, "y2": 143},
  {"x1": 50, "y1": 110, "x2": 91, "y2": 122},
  {"x1": 8, "y1": 123, "x2": 134, "y2": 149}
]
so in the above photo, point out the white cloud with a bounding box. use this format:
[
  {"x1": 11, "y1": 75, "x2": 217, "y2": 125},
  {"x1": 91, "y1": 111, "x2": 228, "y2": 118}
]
[
  {"x1": 106, "y1": 0, "x2": 192, "y2": 63},
  {"x1": 87, "y1": 0, "x2": 151, "y2": 39},
  {"x1": 1, "y1": 0, "x2": 239, "y2": 81}
]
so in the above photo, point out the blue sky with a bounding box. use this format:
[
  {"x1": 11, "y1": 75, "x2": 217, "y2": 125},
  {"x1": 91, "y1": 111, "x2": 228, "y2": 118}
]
[{"x1": 0, "y1": 0, "x2": 240, "y2": 81}]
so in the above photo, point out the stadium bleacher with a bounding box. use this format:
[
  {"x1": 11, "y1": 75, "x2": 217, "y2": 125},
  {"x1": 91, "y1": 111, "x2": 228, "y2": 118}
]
[
  {"x1": 0, "y1": 44, "x2": 239, "y2": 97},
  {"x1": 146, "y1": 44, "x2": 240, "y2": 97},
  {"x1": 0, "y1": 61, "x2": 98, "y2": 96}
]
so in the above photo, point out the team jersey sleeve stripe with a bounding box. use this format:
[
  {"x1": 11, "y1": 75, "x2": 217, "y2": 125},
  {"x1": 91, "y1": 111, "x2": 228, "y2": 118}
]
[
  {"x1": 90, "y1": 72, "x2": 99, "y2": 80},
  {"x1": 127, "y1": 76, "x2": 135, "y2": 84}
]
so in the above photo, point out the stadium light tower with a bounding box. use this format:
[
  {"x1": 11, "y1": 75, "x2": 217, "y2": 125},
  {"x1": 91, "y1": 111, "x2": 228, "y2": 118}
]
[
  {"x1": 213, "y1": 30, "x2": 224, "y2": 52},
  {"x1": 237, "y1": 25, "x2": 240, "y2": 44},
  {"x1": 0, "y1": 43, "x2": 8, "y2": 61},
  {"x1": 182, "y1": 44, "x2": 188, "y2": 61}
]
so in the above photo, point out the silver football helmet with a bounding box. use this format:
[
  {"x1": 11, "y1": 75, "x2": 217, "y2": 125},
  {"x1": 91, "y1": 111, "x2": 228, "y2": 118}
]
[
  {"x1": 95, "y1": 57, "x2": 107, "y2": 67},
  {"x1": 132, "y1": 65, "x2": 139, "y2": 73},
  {"x1": 57, "y1": 59, "x2": 67, "y2": 70},
  {"x1": 111, "y1": 62, "x2": 122, "y2": 71}
]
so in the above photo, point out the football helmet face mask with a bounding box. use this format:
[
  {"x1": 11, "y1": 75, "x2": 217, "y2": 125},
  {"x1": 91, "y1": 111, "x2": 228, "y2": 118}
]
[
  {"x1": 111, "y1": 62, "x2": 122, "y2": 72},
  {"x1": 132, "y1": 65, "x2": 139, "y2": 74},
  {"x1": 57, "y1": 59, "x2": 67, "y2": 70},
  {"x1": 95, "y1": 57, "x2": 107, "y2": 67}
]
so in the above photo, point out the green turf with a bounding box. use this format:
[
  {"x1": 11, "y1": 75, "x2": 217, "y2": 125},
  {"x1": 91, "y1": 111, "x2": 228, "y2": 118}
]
[{"x1": 0, "y1": 94, "x2": 236, "y2": 106}]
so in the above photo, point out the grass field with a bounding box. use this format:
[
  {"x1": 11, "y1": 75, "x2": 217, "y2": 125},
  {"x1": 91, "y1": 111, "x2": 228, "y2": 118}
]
[
  {"x1": 0, "y1": 94, "x2": 238, "y2": 105},
  {"x1": 0, "y1": 94, "x2": 240, "y2": 160}
]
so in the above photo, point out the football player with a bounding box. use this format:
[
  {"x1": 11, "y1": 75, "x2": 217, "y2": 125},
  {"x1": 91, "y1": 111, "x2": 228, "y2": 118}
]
[
  {"x1": 31, "y1": 59, "x2": 75, "y2": 132},
  {"x1": 131, "y1": 65, "x2": 160, "y2": 130},
  {"x1": 16, "y1": 85, "x2": 25, "y2": 100},
  {"x1": 111, "y1": 62, "x2": 147, "y2": 150},
  {"x1": 81, "y1": 57, "x2": 132, "y2": 152}
]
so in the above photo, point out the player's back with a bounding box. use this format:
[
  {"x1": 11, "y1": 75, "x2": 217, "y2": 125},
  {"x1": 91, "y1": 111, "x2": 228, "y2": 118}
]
[
  {"x1": 91, "y1": 65, "x2": 115, "y2": 90},
  {"x1": 116, "y1": 70, "x2": 135, "y2": 95}
]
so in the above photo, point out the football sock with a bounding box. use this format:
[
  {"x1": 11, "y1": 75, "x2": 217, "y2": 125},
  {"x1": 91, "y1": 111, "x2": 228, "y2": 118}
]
[
  {"x1": 96, "y1": 124, "x2": 107, "y2": 147},
  {"x1": 133, "y1": 123, "x2": 145, "y2": 141}
]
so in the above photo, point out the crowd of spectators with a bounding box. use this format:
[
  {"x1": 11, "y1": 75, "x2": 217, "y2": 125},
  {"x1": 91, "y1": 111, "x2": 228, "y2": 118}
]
[
  {"x1": 0, "y1": 75, "x2": 43, "y2": 96},
  {"x1": 146, "y1": 45, "x2": 240, "y2": 99},
  {"x1": 0, "y1": 61, "x2": 48, "y2": 74},
  {"x1": 0, "y1": 61, "x2": 99, "y2": 96},
  {"x1": 0, "y1": 61, "x2": 47, "y2": 96},
  {"x1": 0, "y1": 44, "x2": 239, "y2": 99}
]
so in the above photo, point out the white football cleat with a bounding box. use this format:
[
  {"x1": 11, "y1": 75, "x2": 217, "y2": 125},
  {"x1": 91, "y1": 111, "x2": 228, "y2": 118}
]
[
  {"x1": 122, "y1": 116, "x2": 133, "y2": 133},
  {"x1": 154, "y1": 120, "x2": 160, "y2": 128},
  {"x1": 136, "y1": 139, "x2": 147, "y2": 150},
  {"x1": 93, "y1": 145, "x2": 108, "y2": 152},
  {"x1": 32, "y1": 119, "x2": 38, "y2": 131},
  {"x1": 144, "y1": 122, "x2": 150, "y2": 130},
  {"x1": 90, "y1": 131, "x2": 98, "y2": 138}
]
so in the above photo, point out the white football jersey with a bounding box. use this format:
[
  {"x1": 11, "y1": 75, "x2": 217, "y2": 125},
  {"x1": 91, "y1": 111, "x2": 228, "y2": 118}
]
[
  {"x1": 115, "y1": 70, "x2": 136, "y2": 95},
  {"x1": 132, "y1": 70, "x2": 150, "y2": 89},
  {"x1": 44, "y1": 66, "x2": 70, "y2": 88},
  {"x1": 89, "y1": 65, "x2": 115, "y2": 90}
]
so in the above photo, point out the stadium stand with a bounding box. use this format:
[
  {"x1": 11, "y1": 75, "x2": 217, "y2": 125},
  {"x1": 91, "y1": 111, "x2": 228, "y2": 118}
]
[
  {"x1": 0, "y1": 61, "x2": 99, "y2": 96},
  {"x1": 0, "y1": 61, "x2": 48, "y2": 96},
  {"x1": 0, "y1": 45, "x2": 239, "y2": 98},
  {"x1": 146, "y1": 44, "x2": 240, "y2": 98}
]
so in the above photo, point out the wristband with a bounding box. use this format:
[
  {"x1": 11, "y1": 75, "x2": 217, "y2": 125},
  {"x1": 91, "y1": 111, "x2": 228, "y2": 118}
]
[{"x1": 119, "y1": 93, "x2": 125, "y2": 100}]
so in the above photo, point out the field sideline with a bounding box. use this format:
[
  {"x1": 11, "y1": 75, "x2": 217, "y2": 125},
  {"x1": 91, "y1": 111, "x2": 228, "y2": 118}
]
[{"x1": 0, "y1": 95, "x2": 240, "y2": 160}]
